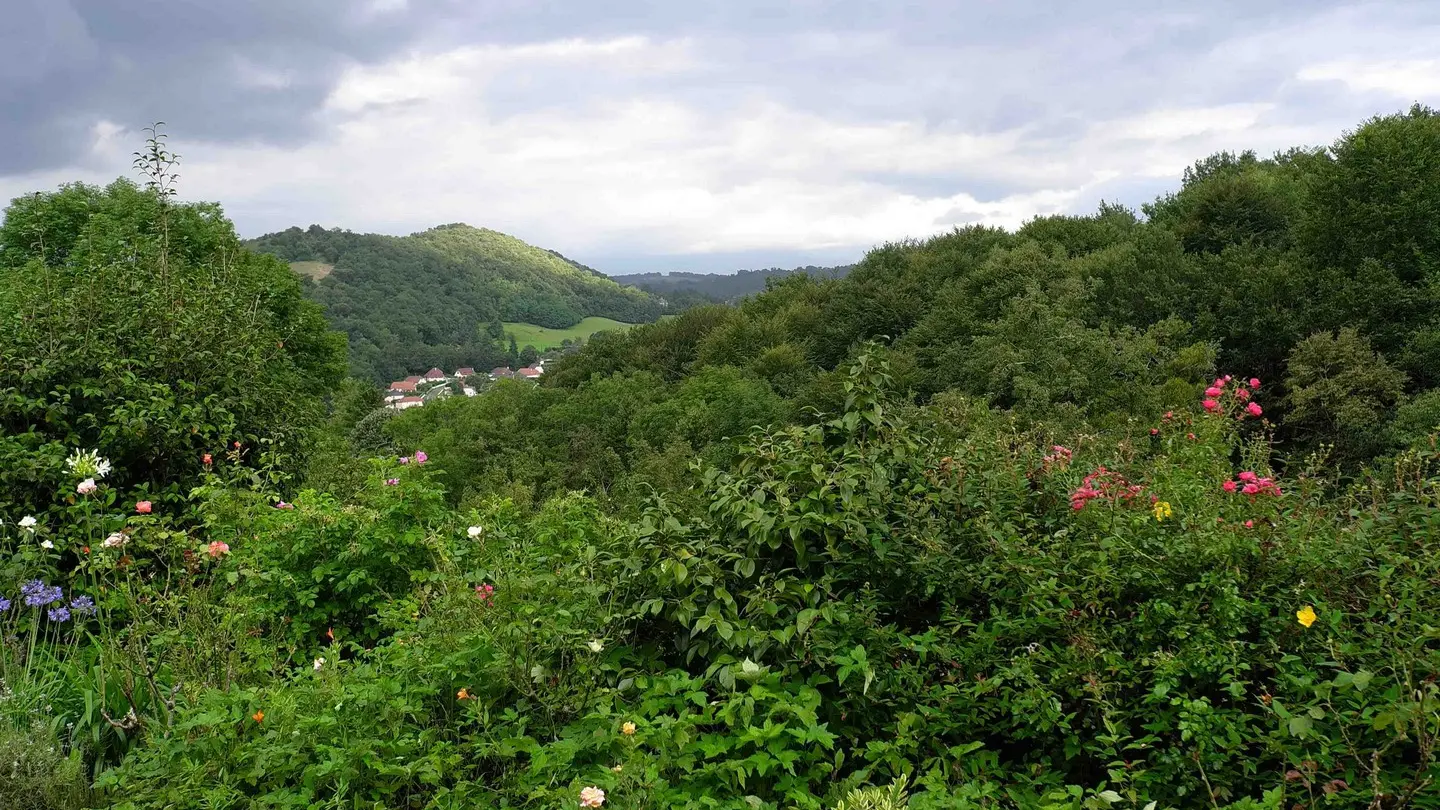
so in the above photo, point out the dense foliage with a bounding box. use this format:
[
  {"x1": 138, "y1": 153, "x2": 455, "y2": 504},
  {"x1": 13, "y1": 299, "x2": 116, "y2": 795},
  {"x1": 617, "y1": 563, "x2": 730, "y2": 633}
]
[
  {"x1": 5, "y1": 108, "x2": 1440, "y2": 810},
  {"x1": 246, "y1": 223, "x2": 665, "y2": 383},
  {"x1": 0, "y1": 169, "x2": 346, "y2": 521}
]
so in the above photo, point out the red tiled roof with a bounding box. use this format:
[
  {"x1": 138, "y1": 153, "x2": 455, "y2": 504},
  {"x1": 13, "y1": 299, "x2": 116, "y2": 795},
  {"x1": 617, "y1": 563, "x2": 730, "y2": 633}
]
[
  {"x1": 455, "y1": 367, "x2": 476, "y2": 376},
  {"x1": 404, "y1": 376, "x2": 422, "y2": 384},
  {"x1": 389, "y1": 381, "x2": 417, "y2": 392},
  {"x1": 398, "y1": 396, "x2": 424, "y2": 404},
  {"x1": 424, "y1": 368, "x2": 446, "y2": 379},
  {"x1": 517, "y1": 367, "x2": 541, "y2": 378}
]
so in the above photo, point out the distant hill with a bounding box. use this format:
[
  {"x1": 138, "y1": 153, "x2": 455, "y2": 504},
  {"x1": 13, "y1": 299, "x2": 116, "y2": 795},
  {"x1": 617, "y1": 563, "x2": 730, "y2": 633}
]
[
  {"x1": 610, "y1": 264, "x2": 854, "y2": 307},
  {"x1": 246, "y1": 224, "x2": 664, "y2": 383}
]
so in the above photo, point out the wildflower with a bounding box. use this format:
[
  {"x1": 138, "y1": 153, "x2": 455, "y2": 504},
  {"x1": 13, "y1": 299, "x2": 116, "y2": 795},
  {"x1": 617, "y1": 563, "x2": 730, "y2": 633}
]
[
  {"x1": 0, "y1": 597, "x2": 10, "y2": 611},
  {"x1": 579, "y1": 786, "x2": 606, "y2": 808},
  {"x1": 1246, "y1": 402, "x2": 1263, "y2": 417},
  {"x1": 612, "y1": 765, "x2": 623, "y2": 773},
  {"x1": 587, "y1": 639, "x2": 605, "y2": 653},
  {"x1": 326, "y1": 627, "x2": 335, "y2": 641},
  {"x1": 457, "y1": 688, "x2": 472, "y2": 700},
  {"x1": 1249, "y1": 378, "x2": 1261, "y2": 389},
  {"x1": 1296, "y1": 605, "x2": 1317, "y2": 628},
  {"x1": 103, "y1": 532, "x2": 126, "y2": 549},
  {"x1": 475, "y1": 583, "x2": 495, "y2": 602},
  {"x1": 399, "y1": 456, "x2": 410, "y2": 465},
  {"x1": 252, "y1": 710, "x2": 264, "y2": 723},
  {"x1": 1149, "y1": 428, "x2": 1159, "y2": 436},
  {"x1": 19, "y1": 515, "x2": 36, "y2": 531},
  {"x1": 207, "y1": 541, "x2": 230, "y2": 558},
  {"x1": 1202, "y1": 399, "x2": 1219, "y2": 412},
  {"x1": 467, "y1": 525, "x2": 484, "y2": 538},
  {"x1": 82, "y1": 546, "x2": 90, "y2": 554},
  {"x1": 40, "y1": 539, "x2": 54, "y2": 550},
  {"x1": 76, "y1": 478, "x2": 98, "y2": 495},
  {"x1": 48, "y1": 606, "x2": 71, "y2": 623},
  {"x1": 135, "y1": 501, "x2": 152, "y2": 514},
  {"x1": 1244, "y1": 520, "x2": 1255, "y2": 528},
  {"x1": 66, "y1": 449, "x2": 111, "y2": 479},
  {"x1": 203, "y1": 453, "x2": 213, "y2": 465},
  {"x1": 70, "y1": 596, "x2": 96, "y2": 616},
  {"x1": 313, "y1": 657, "x2": 326, "y2": 671},
  {"x1": 1152, "y1": 501, "x2": 1173, "y2": 521},
  {"x1": 1186, "y1": 432, "x2": 1196, "y2": 440},
  {"x1": 621, "y1": 721, "x2": 636, "y2": 735},
  {"x1": 274, "y1": 501, "x2": 294, "y2": 509},
  {"x1": 22, "y1": 581, "x2": 63, "y2": 608},
  {"x1": 415, "y1": 451, "x2": 429, "y2": 464},
  {"x1": 1163, "y1": 411, "x2": 1173, "y2": 419},
  {"x1": 234, "y1": 441, "x2": 242, "y2": 449},
  {"x1": 385, "y1": 478, "x2": 399, "y2": 486}
]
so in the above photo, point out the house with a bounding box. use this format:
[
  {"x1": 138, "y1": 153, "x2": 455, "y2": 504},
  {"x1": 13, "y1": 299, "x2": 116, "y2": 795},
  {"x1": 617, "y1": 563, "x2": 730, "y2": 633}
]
[
  {"x1": 516, "y1": 366, "x2": 542, "y2": 379},
  {"x1": 383, "y1": 391, "x2": 405, "y2": 403},
  {"x1": 389, "y1": 380, "x2": 417, "y2": 393},
  {"x1": 455, "y1": 367, "x2": 476, "y2": 378},
  {"x1": 490, "y1": 366, "x2": 514, "y2": 380},
  {"x1": 404, "y1": 375, "x2": 422, "y2": 385},
  {"x1": 463, "y1": 387, "x2": 477, "y2": 397},
  {"x1": 423, "y1": 367, "x2": 447, "y2": 382},
  {"x1": 393, "y1": 396, "x2": 424, "y2": 410}
]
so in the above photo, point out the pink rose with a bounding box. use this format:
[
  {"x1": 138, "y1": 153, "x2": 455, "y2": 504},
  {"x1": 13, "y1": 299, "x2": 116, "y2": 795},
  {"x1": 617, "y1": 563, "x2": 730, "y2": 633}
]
[
  {"x1": 135, "y1": 501, "x2": 152, "y2": 514},
  {"x1": 1223, "y1": 480, "x2": 1237, "y2": 493}
]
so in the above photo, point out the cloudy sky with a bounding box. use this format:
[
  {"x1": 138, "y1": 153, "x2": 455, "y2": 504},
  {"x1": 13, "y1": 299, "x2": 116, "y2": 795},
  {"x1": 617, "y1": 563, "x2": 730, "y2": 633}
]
[{"x1": 2, "y1": 1, "x2": 1438, "y2": 273}]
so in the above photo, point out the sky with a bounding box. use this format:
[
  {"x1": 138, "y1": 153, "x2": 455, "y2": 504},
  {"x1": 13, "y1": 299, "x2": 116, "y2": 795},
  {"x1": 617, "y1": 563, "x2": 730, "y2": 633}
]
[{"x1": 2, "y1": 1, "x2": 1438, "y2": 274}]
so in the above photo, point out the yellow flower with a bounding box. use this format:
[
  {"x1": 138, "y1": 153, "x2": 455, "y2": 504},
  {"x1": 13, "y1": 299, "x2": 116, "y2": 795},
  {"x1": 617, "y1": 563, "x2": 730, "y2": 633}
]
[
  {"x1": 621, "y1": 721, "x2": 637, "y2": 735},
  {"x1": 1296, "y1": 605, "x2": 1317, "y2": 628},
  {"x1": 611, "y1": 765, "x2": 624, "y2": 773},
  {"x1": 1153, "y1": 501, "x2": 1173, "y2": 521}
]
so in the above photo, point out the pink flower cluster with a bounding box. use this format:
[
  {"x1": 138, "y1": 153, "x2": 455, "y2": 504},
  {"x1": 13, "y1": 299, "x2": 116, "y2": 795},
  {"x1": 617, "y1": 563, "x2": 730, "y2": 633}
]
[
  {"x1": 1222, "y1": 470, "x2": 1282, "y2": 496},
  {"x1": 399, "y1": 451, "x2": 429, "y2": 466},
  {"x1": 474, "y1": 583, "x2": 496, "y2": 603},
  {"x1": 1070, "y1": 466, "x2": 1145, "y2": 511},
  {"x1": 1042, "y1": 445, "x2": 1073, "y2": 471},
  {"x1": 1202, "y1": 376, "x2": 1263, "y2": 418}
]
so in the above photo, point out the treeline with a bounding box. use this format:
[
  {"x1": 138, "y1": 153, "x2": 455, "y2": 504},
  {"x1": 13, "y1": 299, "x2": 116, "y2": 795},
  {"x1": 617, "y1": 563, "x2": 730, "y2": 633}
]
[
  {"x1": 246, "y1": 223, "x2": 664, "y2": 383},
  {"x1": 610, "y1": 264, "x2": 855, "y2": 308},
  {"x1": 519, "y1": 106, "x2": 1440, "y2": 475}
]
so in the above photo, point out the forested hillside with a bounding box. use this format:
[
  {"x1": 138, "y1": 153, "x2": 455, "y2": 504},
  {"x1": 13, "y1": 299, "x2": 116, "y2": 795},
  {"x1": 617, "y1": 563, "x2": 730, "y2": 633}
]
[
  {"x1": 611, "y1": 264, "x2": 855, "y2": 308},
  {"x1": 246, "y1": 223, "x2": 665, "y2": 382}
]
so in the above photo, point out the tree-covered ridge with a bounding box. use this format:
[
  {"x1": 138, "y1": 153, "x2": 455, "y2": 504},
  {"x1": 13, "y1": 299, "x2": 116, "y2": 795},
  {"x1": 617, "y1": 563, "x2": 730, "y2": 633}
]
[
  {"x1": 544, "y1": 105, "x2": 1440, "y2": 473},
  {"x1": 611, "y1": 264, "x2": 855, "y2": 307},
  {"x1": 245, "y1": 223, "x2": 665, "y2": 383}
]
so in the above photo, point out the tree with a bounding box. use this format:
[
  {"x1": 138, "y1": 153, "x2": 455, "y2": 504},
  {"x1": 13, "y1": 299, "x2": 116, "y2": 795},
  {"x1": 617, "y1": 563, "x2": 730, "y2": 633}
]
[
  {"x1": 0, "y1": 171, "x2": 346, "y2": 515},
  {"x1": 1283, "y1": 328, "x2": 1407, "y2": 465}
]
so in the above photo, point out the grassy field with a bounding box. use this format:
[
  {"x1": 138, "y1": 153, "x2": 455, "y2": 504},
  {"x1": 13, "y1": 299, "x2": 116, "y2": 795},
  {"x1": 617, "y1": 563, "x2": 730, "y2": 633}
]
[
  {"x1": 289, "y1": 261, "x2": 335, "y2": 280},
  {"x1": 503, "y1": 317, "x2": 636, "y2": 350}
]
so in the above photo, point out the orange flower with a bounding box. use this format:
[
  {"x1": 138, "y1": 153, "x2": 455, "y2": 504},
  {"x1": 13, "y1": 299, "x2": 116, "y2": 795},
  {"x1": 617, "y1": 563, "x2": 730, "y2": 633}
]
[
  {"x1": 252, "y1": 710, "x2": 264, "y2": 723},
  {"x1": 326, "y1": 627, "x2": 335, "y2": 641},
  {"x1": 457, "y1": 688, "x2": 472, "y2": 701}
]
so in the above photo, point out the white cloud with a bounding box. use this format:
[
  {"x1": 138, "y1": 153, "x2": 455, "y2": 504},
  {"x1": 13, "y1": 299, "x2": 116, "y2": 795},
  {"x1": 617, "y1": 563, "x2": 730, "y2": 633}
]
[
  {"x1": 6, "y1": 2, "x2": 1440, "y2": 270},
  {"x1": 1297, "y1": 59, "x2": 1440, "y2": 99}
]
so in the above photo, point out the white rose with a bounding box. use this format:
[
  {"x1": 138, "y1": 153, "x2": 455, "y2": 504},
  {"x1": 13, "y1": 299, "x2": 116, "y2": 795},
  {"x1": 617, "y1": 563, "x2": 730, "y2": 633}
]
[
  {"x1": 40, "y1": 540, "x2": 54, "y2": 550},
  {"x1": 103, "y1": 532, "x2": 126, "y2": 548},
  {"x1": 19, "y1": 515, "x2": 37, "y2": 530},
  {"x1": 466, "y1": 525, "x2": 483, "y2": 538},
  {"x1": 586, "y1": 639, "x2": 605, "y2": 653}
]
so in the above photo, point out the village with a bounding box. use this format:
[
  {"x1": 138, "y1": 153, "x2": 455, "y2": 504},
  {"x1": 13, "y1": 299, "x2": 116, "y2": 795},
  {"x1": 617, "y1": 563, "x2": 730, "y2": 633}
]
[{"x1": 382, "y1": 360, "x2": 547, "y2": 409}]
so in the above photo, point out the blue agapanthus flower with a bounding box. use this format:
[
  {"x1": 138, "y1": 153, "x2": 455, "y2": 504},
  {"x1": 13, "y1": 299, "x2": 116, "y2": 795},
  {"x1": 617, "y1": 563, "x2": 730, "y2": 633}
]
[
  {"x1": 21, "y1": 580, "x2": 63, "y2": 607},
  {"x1": 69, "y1": 595, "x2": 96, "y2": 616},
  {"x1": 48, "y1": 606, "x2": 71, "y2": 622}
]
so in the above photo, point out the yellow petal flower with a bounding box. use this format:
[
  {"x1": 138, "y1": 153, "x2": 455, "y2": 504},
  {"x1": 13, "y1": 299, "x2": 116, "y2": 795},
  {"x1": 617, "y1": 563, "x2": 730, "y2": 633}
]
[
  {"x1": 1296, "y1": 605, "x2": 1317, "y2": 628},
  {"x1": 621, "y1": 721, "x2": 637, "y2": 735}
]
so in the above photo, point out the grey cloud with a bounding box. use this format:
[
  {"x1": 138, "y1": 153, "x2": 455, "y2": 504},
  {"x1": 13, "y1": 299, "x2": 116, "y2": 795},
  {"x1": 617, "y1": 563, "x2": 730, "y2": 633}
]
[{"x1": 0, "y1": 0, "x2": 432, "y2": 174}]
